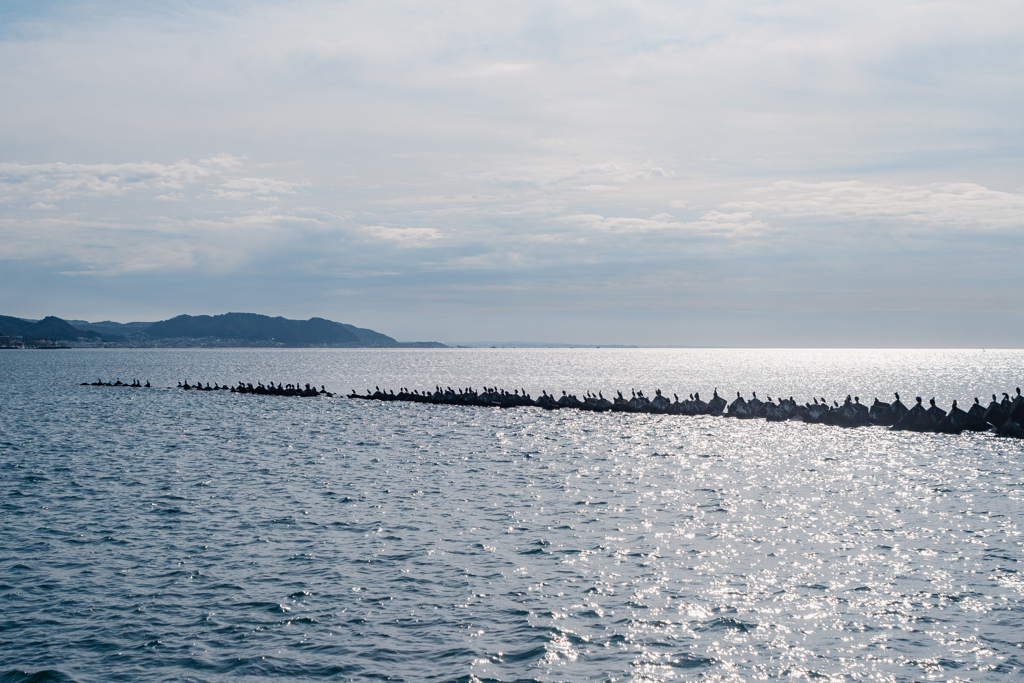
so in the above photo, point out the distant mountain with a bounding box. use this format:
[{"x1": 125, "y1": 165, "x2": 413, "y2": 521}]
[
  {"x1": 68, "y1": 320, "x2": 153, "y2": 336},
  {"x1": 0, "y1": 315, "x2": 107, "y2": 342},
  {"x1": 144, "y1": 313, "x2": 368, "y2": 346},
  {"x1": 4, "y1": 312, "x2": 446, "y2": 348},
  {"x1": 337, "y1": 323, "x2": 401, "y2": 347}
]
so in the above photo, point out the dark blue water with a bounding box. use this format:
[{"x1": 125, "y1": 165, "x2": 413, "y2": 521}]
[{"x1": 2, "y1": 348, "x2": 1023, "y2": 682}]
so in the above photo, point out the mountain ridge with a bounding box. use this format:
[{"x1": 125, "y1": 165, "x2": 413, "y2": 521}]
[
  {"x1": 1, "y1": 312, "x2": 445, "y2": 348},
  {"x1": 1, "y1": 315, "x2": 106, "y2": 343}
]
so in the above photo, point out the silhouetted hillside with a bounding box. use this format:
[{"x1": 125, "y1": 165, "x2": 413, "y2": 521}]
[
  {"x1": 3, "y1": 312, "x2": 446, "y2": 348},
  {"x1": 144, "y1": 313, "x2": 372, "y2": 346},
  {"x1": 69, "y1": 320, "x2": 153, "y2": 336},
  {"x1": 337, "y1": 323, "x2": 402, "y2": 346},
  {"x1": 0, "y1": 315, "x2": 32, "y2": 337},
  {"x1": 0, "y1": 315, "x2": 106, "y2": 342}
]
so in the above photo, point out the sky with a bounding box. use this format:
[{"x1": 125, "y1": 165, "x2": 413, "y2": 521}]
[{"x1": 1, "y1": 0, "x2": 1022, "y2": 346}]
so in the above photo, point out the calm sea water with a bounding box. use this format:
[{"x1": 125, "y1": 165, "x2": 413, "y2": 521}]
[{"x1": 1, "y1": 348, "x2": 1023, "y2": 682}]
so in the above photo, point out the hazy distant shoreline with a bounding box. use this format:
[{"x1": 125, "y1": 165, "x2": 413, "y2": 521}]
[{"x1": 0, "y1": 312, "x2": 445, "y2": 349}]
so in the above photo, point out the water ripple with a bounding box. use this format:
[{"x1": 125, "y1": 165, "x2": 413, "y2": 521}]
[{"x1": 1, "y1": 349, "x2": 1022, "y2": 681}]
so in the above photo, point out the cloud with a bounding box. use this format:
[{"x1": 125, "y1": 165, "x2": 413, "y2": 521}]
[
  {"x1": 731, "y1": 181, "x2": 1024, "y2": 232},
  {"x1": 0, "y1": 1, "x2": 1022, "y2": 343},
  {"x1": 212, "y1": 177, "x2": 306, "y2": 200},
  {"x1": 362, "y1": 225, "x2": 443, "y2": 247},
  {"x1": 200, "y1": 154, "x2": 247, "y2": 168},
  {"x1": 0, "y1": 160, "x2": 210, "y2": 204},
  {"x1": 455, "y1": 62, "x2": 533, "y2": 79},
  {"x1": 554, "y1": 210, "x2": 770, "y2": 237},
  {"x1": 0, "y1": 202, "x2": 327, "y2": 275},
  {"x1": 0, "y1": 159, "x2": 308, "y2": 207}
]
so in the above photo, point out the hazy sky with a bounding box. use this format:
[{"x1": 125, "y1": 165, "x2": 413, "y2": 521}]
[{"x1": 2, "y1": 1, "x2": 1022, "y2": 345}]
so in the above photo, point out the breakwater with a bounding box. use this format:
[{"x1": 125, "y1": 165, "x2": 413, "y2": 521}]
[
  {"x1": 349, "y1": 385, "x2": 1024, "y2": 437},
  {"x1": 223, "y1": 381, "x2": 334, "y2": 397},
  {"x1": 81, "y1": 378, "x2": 151, "y2": 387},
  {"x1": 81, "y1": 377, "x2": 1024, "y2": 437},
  {"x1": 82, "y1": 379, "x2": 334, "y2": 396}
]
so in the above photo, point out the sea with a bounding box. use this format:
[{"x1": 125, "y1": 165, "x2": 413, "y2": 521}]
[{"x1": 1, "y1": 348, "x2": 1023, "y2": 683}]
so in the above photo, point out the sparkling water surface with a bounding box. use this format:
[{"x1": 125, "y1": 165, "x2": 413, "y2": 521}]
[{"x1": 1, "y1": 348, "x2": 1023, "y2": 682}]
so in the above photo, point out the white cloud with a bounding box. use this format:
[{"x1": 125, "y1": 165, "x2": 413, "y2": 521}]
[
  {"x1": 0, "y1": 160, "x2": 210, "y2": 204},
  {"x1": 555, "y1": 210, "x2": 769, "y2": 237},
  {"x1": 0, "y1": 1, "x2": 1022, "y2": 343},
  {"x1": 0, "y1": 203, "x2": 326, "y2": 275},
  {"x1": 200, "y1": 154, "x2": 247, "y2": 168},
  {"x1": 362, "y1": 225, "x2": 443, "y2": 247},
  {"x1": 455, "y1": 62, "x2": 533, "y2": 79},
  {"x1": 731, "y1": 181, "x2": 1024, "y2": 232},
  {"x1": 615, "y1": 171, "x2": 653, "y2": 184},
  {"x1": 0, "y1": 159, "x2": 308, "y2": 207},
  {"x1": 212, "y1": 177, "x2": 305, "y2": 200}
]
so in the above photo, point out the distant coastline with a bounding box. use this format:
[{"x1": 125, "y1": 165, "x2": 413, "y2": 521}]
[
  {"x1": 448, "y1": 341, "x2": 643, "y2": 349},
  {"x1": 0, "y1": 312, "x2": 446, "y2": 349}
]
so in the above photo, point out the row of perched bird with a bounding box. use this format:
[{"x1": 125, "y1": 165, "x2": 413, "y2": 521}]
[
  {"x1": 178, "y1": 380, "x2": 333, "y2": 397},
  {"x1": 81, "y1": 378, "x2": 151, "y2": 387},
  {"x1": 81, "y1": 379, "x2": 332, "y2": 397},
  {"x1": 347, "y1": 386, "x2": 1024, "y2": 438},
  {"x1": 725, "y1": 390, "x2": 1024, "y2": 437}
]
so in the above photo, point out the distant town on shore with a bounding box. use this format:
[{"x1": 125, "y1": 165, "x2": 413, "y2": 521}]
[{"x1": 0, "y1": 312, "x2": 446, "y2": 349}]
